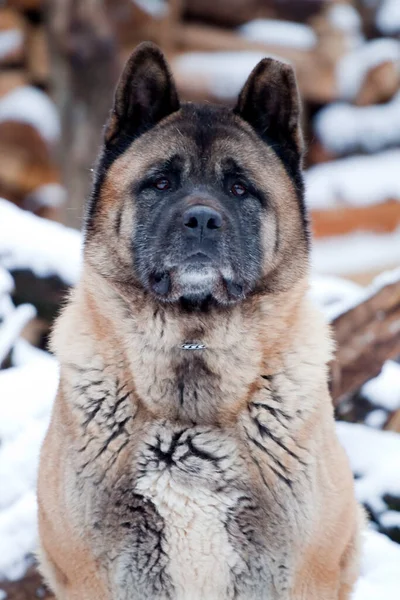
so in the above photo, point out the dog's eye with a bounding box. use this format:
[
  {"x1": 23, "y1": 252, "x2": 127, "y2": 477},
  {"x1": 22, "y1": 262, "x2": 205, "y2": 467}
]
[
  {"x1": 231, "y1": 182, "x2": 247, "y2": 197},
  {"x1": 154, "y1": 177, "x2": 171, "y2": 191}
]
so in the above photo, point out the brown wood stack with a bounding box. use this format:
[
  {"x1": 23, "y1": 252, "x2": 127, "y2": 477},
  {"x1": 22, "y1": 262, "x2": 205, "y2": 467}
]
[
  {"x1": 1, "y1": 0, "x2": 399, "y2": 238},
  {"x1": 0, "y1": 1, "x2": 62, "y2": 220}
]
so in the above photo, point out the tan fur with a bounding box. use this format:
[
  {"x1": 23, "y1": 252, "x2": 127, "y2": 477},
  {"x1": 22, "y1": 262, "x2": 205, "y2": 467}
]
[{"x1": 37, "y1": 47, "x2": 361, "y2": 600}]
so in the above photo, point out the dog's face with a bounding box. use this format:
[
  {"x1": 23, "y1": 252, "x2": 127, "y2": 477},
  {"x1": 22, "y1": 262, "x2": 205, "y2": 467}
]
[{"x1": 85, "y1": 43, "x2": 309, "y2": 307}]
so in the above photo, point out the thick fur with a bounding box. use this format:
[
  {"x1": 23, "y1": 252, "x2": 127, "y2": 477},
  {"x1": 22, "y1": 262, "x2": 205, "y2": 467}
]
[{"x1": 37, "y1": 43, "x2": 362, "y2": 600}]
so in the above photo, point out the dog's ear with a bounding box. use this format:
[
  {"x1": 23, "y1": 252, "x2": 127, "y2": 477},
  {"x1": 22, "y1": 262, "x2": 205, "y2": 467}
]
[
  {"x1": 105, "y1": 42, "x2": 180, "y2": 145},
  {"x1": 234, "y1": 58, "x2": 303, "y2": 169}
]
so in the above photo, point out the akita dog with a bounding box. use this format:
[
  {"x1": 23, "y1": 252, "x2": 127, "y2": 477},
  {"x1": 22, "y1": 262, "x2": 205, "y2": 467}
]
[{"x1": 37, "y1": 42, "x2": 362, "y2": 599}]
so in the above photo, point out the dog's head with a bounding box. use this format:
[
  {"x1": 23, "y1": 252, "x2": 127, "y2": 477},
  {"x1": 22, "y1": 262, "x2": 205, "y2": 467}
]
[{"x1": 85, "y1": 43, "x2": 309, "y2": 307}]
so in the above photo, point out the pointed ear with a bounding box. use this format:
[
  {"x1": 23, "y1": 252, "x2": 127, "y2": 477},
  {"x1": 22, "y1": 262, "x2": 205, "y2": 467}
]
[
  {"x1": 105, "y1": 42, "x2": 180, "y2": 145},
  {"x1": 234, "y1": 58, "x2": 303, "y2": 171}
]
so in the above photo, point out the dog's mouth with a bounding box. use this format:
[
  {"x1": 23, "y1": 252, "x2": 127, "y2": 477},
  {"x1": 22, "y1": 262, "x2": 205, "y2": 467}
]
[
  {"x1": 182, "y1": 251, "x2": 213, "y2": 265},
  {"x1": 148, "y1": 260, "x2": 245, "y2": 305}
]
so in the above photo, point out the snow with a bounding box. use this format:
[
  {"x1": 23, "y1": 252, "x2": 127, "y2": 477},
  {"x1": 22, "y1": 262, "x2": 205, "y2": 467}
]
[
  {"x1": 0, "y1": 86, "x2": 60, "y2": 145},
  {"x1": 0, "y1": 29, "x2": 23, "y2": 60},
  {"x1": 0, "y1": 293, "x2": 14, "y2": 326},
  {"x1": 24, "y1": 183, "x2": 67, "y2": 211},
  {"x1": 327, "y1": 4, "x2": 362, "y2": 36},
  {"x1": 308, "y1": 275, "x2": 364, "y2": 321},
  {"x1": 0, "y1": 267, "x2": 13, "y2": 298},
  {"x1": 132, "y1": 0, "x2": 168, "y2": 18},
  {"x1": 336, "y1": 422, "x2": 400, "y2": 514},
  {"x1": 0, "y1": 198, "x2": 82, "y2": 285},
  {"x1": 12, "y1": 338, "x2": 53, "y2": 369},
  {"x1": 327, "y1": 4, "x2": 364, "y2": 49},
  {"x1": 238, "y1": 19, "x2": 317, "y2": 50},
  {"x1": 310, "y1": 268, "x2": 400, "y2": 320},
  {"x1": 365, "y1": 410, "x2": 388, "y2": 429},
  {"x1": 0, "y1": 304, "x2": 36, "y2": 365},
  {"x1": 0, "y1": 493, "x2": 38, "y2": 581},
  {"x1": 314, "y1": 92, "x2": 400, "y2": 155},
  {"x1": 362, "y1": 361, "x2": 400, "y2": 411},
  {"x1": 172, "y1": 51, "x2": 285, "y2": 100},
  {"x1": 380, "y1": 510, "x2": 400, "y2": 529},
  {"x1": 352, "y1": 529, "x2": 400, "y2": 600},
  {"x1": 331, "y1": 266, "x2": 400, "y2": 314},
  {"x1": 305, "y1": 150, "x2": 400, "y2": 209},
  {"x1": 312, "y1": 227, "x2": 400, "y2": 276},
  {"x1": 336, "y1": 38, "x2": 400, "y2": 101},
  {"x1": 0, "y1": 358, "x2": 59, "y2": 580},
  {"x1": 376, "y1": 0, "x2": 400, "y2": 35}
]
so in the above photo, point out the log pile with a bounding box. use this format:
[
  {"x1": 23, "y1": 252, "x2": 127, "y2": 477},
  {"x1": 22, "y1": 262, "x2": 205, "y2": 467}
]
[
  {"x1": 331, "y1": 271, "x2": 400, "y2": 405},
  {"x1": 0, "y1": 0, "x2": 399, "y2": 240}
]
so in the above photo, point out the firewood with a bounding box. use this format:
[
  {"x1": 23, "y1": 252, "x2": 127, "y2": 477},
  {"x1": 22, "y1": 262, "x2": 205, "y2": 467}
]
[
  {"x1": 10, "y1": 268, "x2": 69, "y2": 322},
  {"x1": 331, "y1": 272, "x2": 400, "y2": 405},
  {"x1": 306, "y1": 139, "x2": 336, "y2": 166},
  {"x1": 355, "y1": 60, "x2": 400, "y2": 107},
  {"x1": 0, "y1": 70, "x2": 27, "y2": 97},
  {"x1": 354, "y1": 0, "x2": 378, "y2": 38},
  {"x1": 312, "y1": 201, "x2": 400, "y2": 239},
  {"x1": 183, "y1": 0, "x2": 328, "y2": 27},
  {"x1": 172, "y1": 23, "x2": 342, "y2": 103},
  {"x1": 0, "y1": 7, "x2": 25, "y2": 67},
  {"x1": 0, "y1": 121, "x2": 61, "y2": 210},
  {"x1": 182, "y1": 0, "x2": 272, "y2": 27},
  {"x1": 0, "y1": 567, "x2": 53, "y2": 600},
  {"x1": 106, "y1": 0, "x2": 182, "y2": 54},
  {"x1": 7, "y1": 0, "x2": 43, "y2": 10},
  {"x1": 25, "y1": 23, "x2": 50, "y2": 85},
  {"x1": 385, "y1": 409, "x2": 400, "y2": 434}
]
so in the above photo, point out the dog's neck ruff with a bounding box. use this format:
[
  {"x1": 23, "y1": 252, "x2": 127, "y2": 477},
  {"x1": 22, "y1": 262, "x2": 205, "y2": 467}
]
[{"x1": 180, "y1": 342, "x2": 207, "y2": 351}]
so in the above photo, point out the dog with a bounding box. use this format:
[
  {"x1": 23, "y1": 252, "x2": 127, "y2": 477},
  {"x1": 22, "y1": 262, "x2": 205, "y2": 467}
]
[{"x1": 37, "y1": 42, "x2": 362, "y2": 600}]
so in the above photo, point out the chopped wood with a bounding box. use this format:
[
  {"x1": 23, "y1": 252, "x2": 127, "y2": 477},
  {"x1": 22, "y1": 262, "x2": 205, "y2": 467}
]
[
  {"x1": 385, "y1": 408, "x2": 400, "y2": 433},
  {"x1": 0, "y1": 121, "x2": 61, "y2": 208},
  {"x1": 0, "y1": 69, "x2": 27, "y2": 97},
  {"x1": 183, "y1": 0, "x2": 329, "y2": 27},
  {"x1": 25, "y1": 23, "x2": 50, "y2": 85},
  {"x1": 107, "y1": 0, "x2": 182, "y2": 54},
  {"x1": 183, "y1": 0, "x2": 272, "y2": 27},
  {"x1": 11, "y1": 269, "x2": 69, "y2": 322},
  {"x1": 312, "y1": 201, "x2": 400, "y2": 238},
  {"x1": 0, "y1": 7, "x2": 25, "y2": 67},
  {"x1": 7, "y1": 0, "x2": 43, "y2": 10},
  {"x1": 172, "y1": 23, "x2": 343, "y2": 104},
  {"x1": 355, "y1": 60, "x2": 400, "y2": 107},
  {"x1": 331, "y1": 274, "x2": 400, "y2": 405},
  {"x1": 0, "y1": 567, "x2": 53, "y2": 600}
]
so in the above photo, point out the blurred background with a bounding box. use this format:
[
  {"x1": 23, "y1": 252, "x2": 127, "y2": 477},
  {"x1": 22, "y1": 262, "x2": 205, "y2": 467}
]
[{"x1": 0, "y1": 0, "x2": 399, "y2": 598}]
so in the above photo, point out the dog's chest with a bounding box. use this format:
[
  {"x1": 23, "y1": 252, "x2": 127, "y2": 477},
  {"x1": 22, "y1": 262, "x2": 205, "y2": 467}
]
[{"x1": 94, "y1": 424, "x2": 291, "y2": 600}]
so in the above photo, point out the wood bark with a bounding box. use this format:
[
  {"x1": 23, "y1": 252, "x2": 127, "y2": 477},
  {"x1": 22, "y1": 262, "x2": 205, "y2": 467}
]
[
  {"x1": 172, "y1": 22, "x2": 346, "y2": 104},
  {"x1": 312, "y1": 201, "x2": 400, "y2": 239},
  {"x1": 331, "y1": 276, "x2": 400, "y2": 405},
  {"x1": 0, "y1": 567, "x2": 53, "y2": 600},
  {"x1": 182, "y1": 0, "x2": 328, "y2": 27}
]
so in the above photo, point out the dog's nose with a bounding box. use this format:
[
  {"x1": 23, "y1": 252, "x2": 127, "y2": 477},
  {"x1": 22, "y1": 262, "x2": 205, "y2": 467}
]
[{"x1": 182, "y1": 205, "x2": 222, "y2": 237}]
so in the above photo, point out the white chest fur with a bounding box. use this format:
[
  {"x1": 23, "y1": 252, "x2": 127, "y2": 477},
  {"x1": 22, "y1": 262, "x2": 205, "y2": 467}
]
[
  {"x1": 136, "y1": 468, "x2": 240, "y2": 599},
  {"x1": 134, "y1": 425, "x2": 256, "y2": 600}
]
